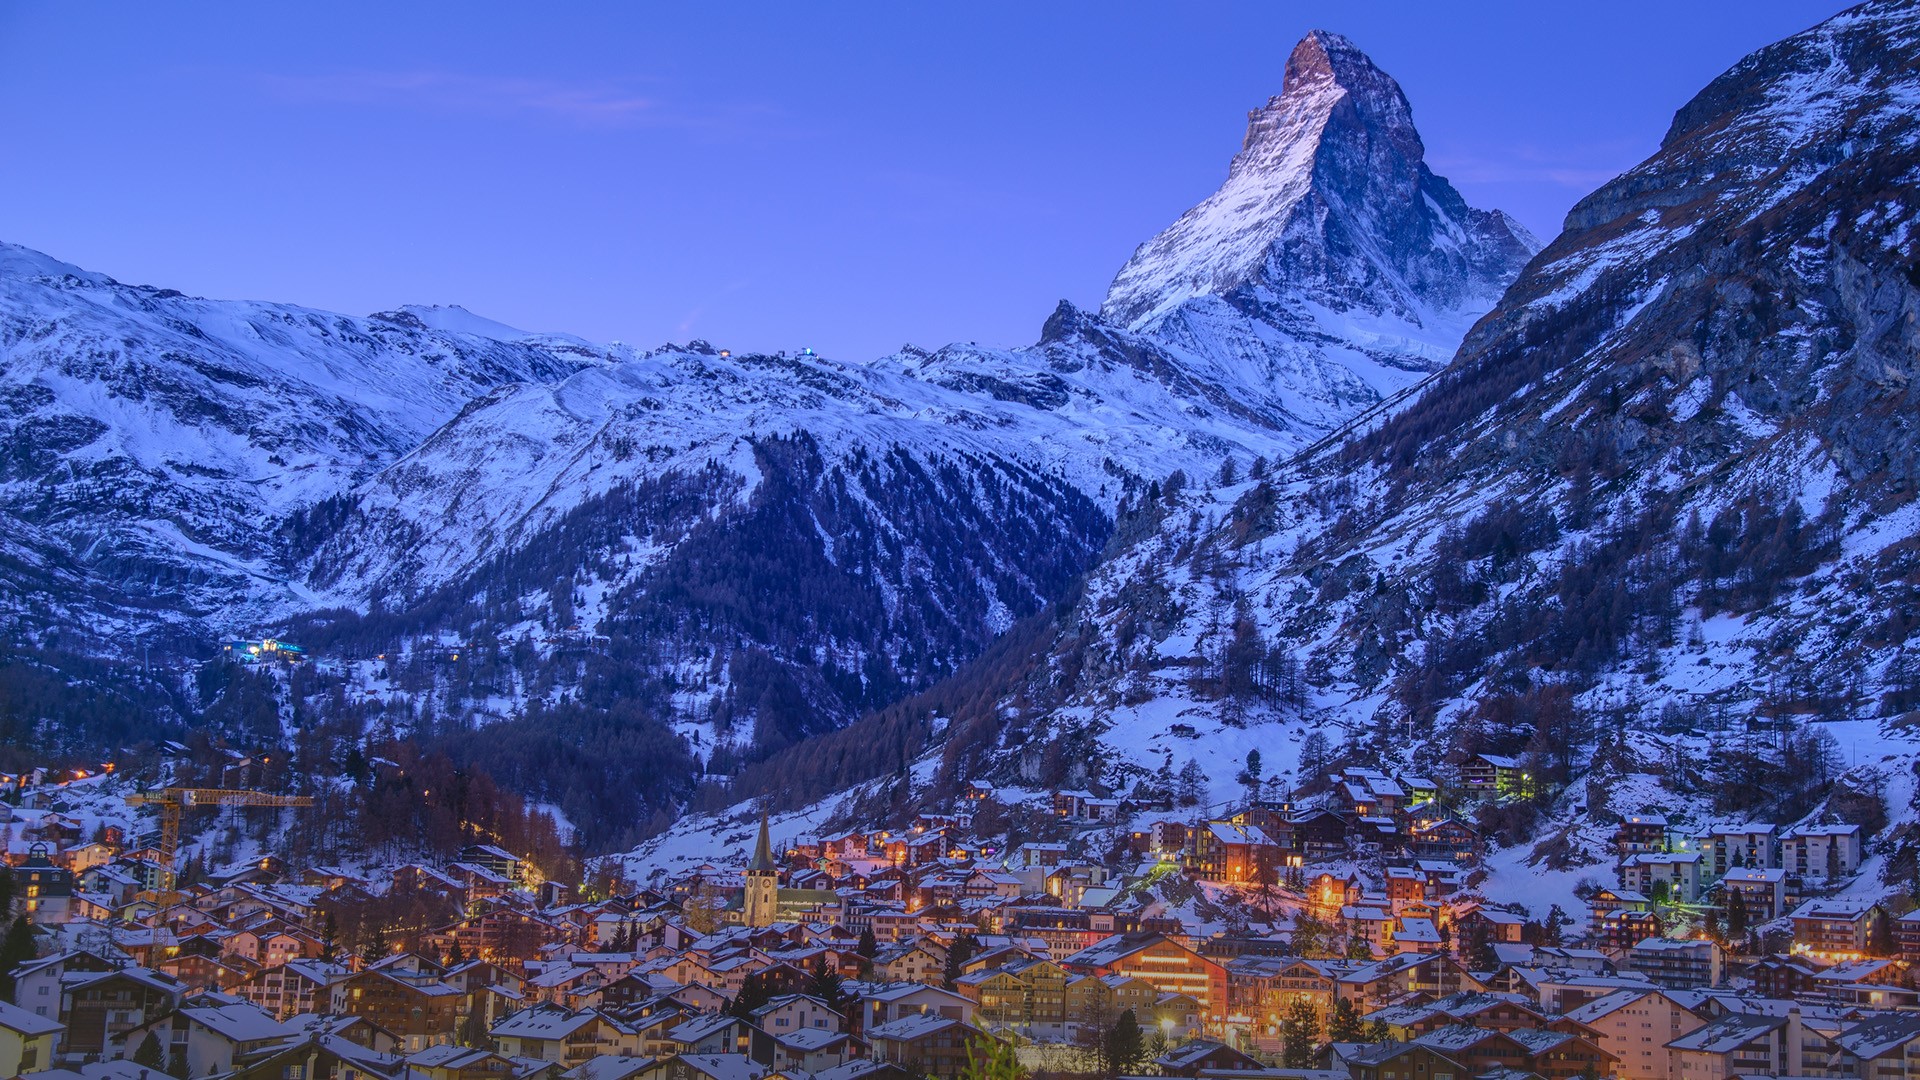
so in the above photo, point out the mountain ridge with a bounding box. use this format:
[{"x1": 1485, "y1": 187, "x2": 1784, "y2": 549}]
[{"x1": 2, "y1": 31, "x2": 1541, "y2": 848}]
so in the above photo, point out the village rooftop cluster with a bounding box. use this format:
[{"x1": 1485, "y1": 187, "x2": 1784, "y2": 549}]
[{"x1": 0, "y1": 753, "x2": 1906, "y2": 1080}]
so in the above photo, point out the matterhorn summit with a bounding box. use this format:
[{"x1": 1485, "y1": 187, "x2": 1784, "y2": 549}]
[{"x1": 1099, "y1": 32, "x2": 1536, "y2": 426}]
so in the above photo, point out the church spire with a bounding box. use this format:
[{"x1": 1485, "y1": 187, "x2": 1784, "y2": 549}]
[{"x1": 749, "y1": 809, "x2": 776, "y2": 873}]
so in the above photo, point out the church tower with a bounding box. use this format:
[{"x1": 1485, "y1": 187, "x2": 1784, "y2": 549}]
[{"x1": 743, "y1": 809, "x2": 778, "y2": 928}]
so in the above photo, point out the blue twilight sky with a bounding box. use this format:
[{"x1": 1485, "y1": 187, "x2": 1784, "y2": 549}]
[{"x1": 1, "y1": 2, "x2": 1842, "y2": 361}]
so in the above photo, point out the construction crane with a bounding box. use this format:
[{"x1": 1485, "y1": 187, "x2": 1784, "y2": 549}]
[{"x1": 126, "y1": 787, "x2": 314, "y2": 893}]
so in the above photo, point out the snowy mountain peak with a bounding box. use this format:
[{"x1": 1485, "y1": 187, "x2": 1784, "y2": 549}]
[
  {"x1": 1259, "y1": 30, "x2": 1418, "y2": 160},
  {"x1": 1101, "y1": 32, "x2": 1535, "y2": 339},
  {"x1": 373, "y1": 303, "x2": 535, "y2": 342},
  {"x1": 0, "y1": 241, "x2": 118, "y2": 288}
]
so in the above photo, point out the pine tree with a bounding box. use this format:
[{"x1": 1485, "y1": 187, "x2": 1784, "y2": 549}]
[
  {"x1": 1464, "y1": 921, "x2": 1497, "y2": 970},
  {"x1": 1299, "y1": 731, "x2": 1332, "y2": 785},
  {"x1": 1871, "y1": 912, "x2": 1896, "y2": 958},
  {"x1": 167, "y1": 1045, "x2": 190, "y2": 1079},
  {"x1": 1361, "y1": 1019, "x2": 1393, "y2": 1043},
  {"x1": 460, "y1": 1007, "x2": 489, "y2": 1048},
  {"x1": 1281, "y1": 998, "x2": 1320, "y2": 1067},
  {"x1": 360, "y1": 925, "x2": 387, "y2": 966},
  {"x1": 1541, "y1": 905, "x2": 1569, "y2": 947},
  {"x1": 1105, "y1": 1009, "x2": 1144, "y2": 1077},
  {"x1": 1327, "y1": 998, "x2": 1362, "y2": 1044},
  {"x1": 1726, "y1": 891, "x2": 1749, "y2": 941},
  {"x1": 943, "y1": 934, "x2": 977, "y2": 989},
  {"x1": 319, "y1": 913, "x2": 339, "y2": 963},
  {"x1": 730, "y1": 974, "x2": 774, "y2": 1019},
  {"x1": 0, "y1": 914, "x2": 35, "y2": 1002},
  {"x1": 957, "y1": 1033, "x2": 1026, "y2": 1080},
  {"x1": 132, "y1": 1032, "x2": 166, "y2": 1071},
  {"x1": 447, "y1": 937, "x2": 466, "y2": 966},
  {"x1": 809, "y1": 959, "x2": 846, "y2": 1013}
]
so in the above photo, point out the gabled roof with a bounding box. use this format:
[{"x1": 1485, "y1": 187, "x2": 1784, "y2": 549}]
[
  {"x1": 562, "y1": 1056, "x2": 659, "y2": 1080},
  {"x1": 0, "y1": 997, "x2": 64, "y2": 1037},
  {"x1": 669, "y1": 1012, "x2": 750, "y2": 1044},
  {"x1": 494, "y1": 1006, "x2": 602, "y2": 1039},
  {"x1": 1834, "y1": 1014, "x2": 1920, "y2": 1059},
  {"x1": 867, "y1": 1013, "x2": 967, "y2": 1041},
  {"x1": 1667, "y1": 1013, "x2": 1785, "y2": 1053},
  {"x1": 179, "y1": 1001, "x2": 295, "y2": 1042},
  {"x1": 665, "y1": 1054, "x2": 767, "y2": 1080}
]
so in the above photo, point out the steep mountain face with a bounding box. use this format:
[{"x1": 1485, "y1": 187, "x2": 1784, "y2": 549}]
[
  {"x1": 625, "y1": 2, "x2": 1920, "y2": 901},
  {"x1": 0, "y1": 244, "x2": 593, "y2": 647},
  {"x1": 1101, "y1": 31, "x2": 1537, "y2": 432},
  {"x1": 2, "y1": 31, "x2": 1538, "y2": 848}
]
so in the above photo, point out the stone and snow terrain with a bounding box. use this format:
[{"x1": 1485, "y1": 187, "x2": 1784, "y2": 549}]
[
  {"x1": 0, "y1": 18, "x2": 1538, "y2": 843},
  {"x1": 9, "y1": 2, "x2": 1920, "y2": 929},
  {"x1": 626, "y1": 0, "x2": 1920, "y2": 932}
]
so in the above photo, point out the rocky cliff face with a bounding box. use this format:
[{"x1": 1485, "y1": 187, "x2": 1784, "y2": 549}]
[
  {"x1": 625, "y1": 2, "x2": 1920, "y2": 899},
  {"x1": 3, "y1": 31, "x2": 1543, "y2": 847},
  {"x1": 0, "y1": 244, "x2": 592, "y2": 647},
  {"x1": 1099, "y1": 32, "x2": 1536, "y2": 432}
]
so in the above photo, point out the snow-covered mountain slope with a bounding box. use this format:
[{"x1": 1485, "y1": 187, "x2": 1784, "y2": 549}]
[
  {"x1": 5, "y1": 31, "x2": 1539, "y2": 848},
  {"x1": 1034, "y1": 0, "x2": 1920, "y2": 899},
  {"x1": 1100, "y1": 31, "x2": 1538, "y2": 432},
  {"x1": 0, "y1": 243, "x2": 592, "y2": 644},
  {"x1": 625, "y1": 1, "x2": 1920, "y2": 907}
]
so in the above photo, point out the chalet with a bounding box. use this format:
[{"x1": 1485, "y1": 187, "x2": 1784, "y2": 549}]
[
  {"x1": 1051, "y1": 790, "x2": 1098, "y2": 819},
  {"x1": 1694, "y1": 823, "x2": 1777, "y2": 879},
  {"x1": 1595, "y1": 910, "x2": 1664, "y2": 956},
  {"x1": 1336, "y1": 1042, "x2": 1472, "y2": 1080},
  {"x1": 645, "y1": 1053, "x2": 767, "y2": 1080},
  {"x1": 1790, "y1": 899, "x2": 1883, "y2": 961},
  {"x1": 1586, "y1": 887, "x2": 1650, "y2": 938},
  {"x1": 494, "y1": 1004, "x2": 645, "y2": 1066},
  {"x1": 1061, "y1": 933, "x2": 1226, "y2": 1020},
  {"x1": 330, "y1": 968, "x2": 462, "y2": 1052},
  {"x1": 0, "y1": 999, "x2": 63, "y2": 1078},
  {"x1": 1410, "y1": 1024, "x2": 1616, "y2": 1080},
  {"x1": 57, "y1": 966, "x2": 186, "y2": 1063},
  {"x1": 225, "y1": 1033, "x2": 411, "y2": 1080},
  {"x1": 864, "y1": 1014, "x2": 984, "y2": 1080},
  {"x1": 1625, "y1": 937, "x2": 1724, "y2": 988},
  {"x1": 1832, "y1": 1014, "x2": 1920, "y2": 1079},
  {"x1": 1721, "y1": 867, "x2": 1789, "y2": 922},
  {"x1": 1336, "y1": 952, "x2": 1485, "y2": 1010},
  {"x1": 1153, "y1": 1039, "x2": 1264, "y2": 1077},
  {"x1": 1780, "y1": 823, "x2": 1863, "y2": 881},
  {"x1": 13, "y1": 845, "x2": 74, "y2": 924},
  {"x1": 856, "y1": 984, "x2": 975, "y2": 1035},
  {"x1": 1562, "y1": 988, "x2": 1705, "y2": 1080},
  {"x1": 121, "y1": 1000, "x2": 299, "y2": 1078},
  {"x1": 1341, "y1": 906, "x2": 1394, "y2": 957},
  {"x1": 751, "y1": 995, "x2": 843, "y2": 1039},
  {"x1": 1187, "y1": 822, "x2": 1279, "y2": 884},
  {"x1": 1612, "y1": 815, "x2": 1671, "y2": 856},
  {"x1": 408, "y1": 1044, "x2": 526, "y2": 1080},
  {"x1": 1748, "y1": 953, "x2": 1826, "y2": 997},
  {"x1": 1455, "y1": 906, "x2": 1528, "y2": 948},
  {"x1": 1459, "y1": 753, "x2": 1527, "y2": 796},
  {"x1": 1292, "y1": 809, "x2": 1350, "y2": 859},
  {"x1": 1222, "y1": 955, "x2": 1339, "y2": 1040},
  {"x1": 1666, "y1": 1012, "x2": 1800, "y2": 1078},
  {"x1": 1620, "y1": 851, "x2": 1704, "y2": 903},
  {"x1": 766, "y1": 1026, "x2": 860, "y2": 1072},
  {"x1": 1409, "y1": 817, "x2": 1478, "y2": 860},
  {"x1": 1146, "y1": 821, "x2": 1190, "y2": 855}
]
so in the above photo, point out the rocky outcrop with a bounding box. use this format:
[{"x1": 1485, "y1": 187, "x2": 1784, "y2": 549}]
[{"x1": 1096, "y1": 32, "x2": 1537, "y2": 433}]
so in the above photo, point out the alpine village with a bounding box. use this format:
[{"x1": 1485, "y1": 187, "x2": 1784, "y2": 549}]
[{"x1": 7, "y1": 6, "x2": 1920, "y2": 1080}]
